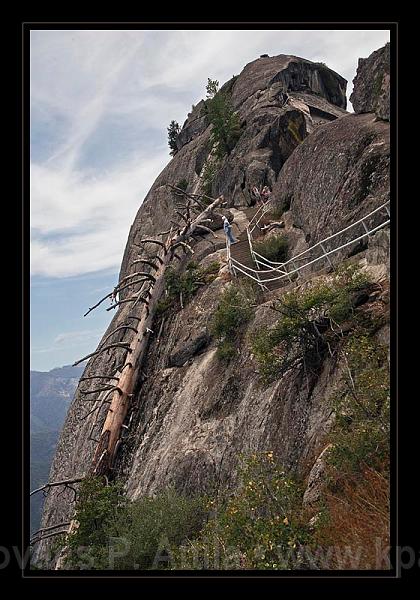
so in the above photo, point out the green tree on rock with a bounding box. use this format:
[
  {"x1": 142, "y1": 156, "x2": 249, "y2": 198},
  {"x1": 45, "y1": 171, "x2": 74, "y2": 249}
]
[
  {"x1": 205, "y1": 78, "x2": 241, "y2": 159},
  {"x1": 167, "y1": 120, "x2": 181, "y2": 156}
]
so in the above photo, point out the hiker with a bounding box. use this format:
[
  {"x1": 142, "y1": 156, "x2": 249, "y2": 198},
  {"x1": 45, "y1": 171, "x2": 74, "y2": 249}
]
[
  {"x1": 261, "y1": 185, "x2": 272, "y2": 203},
  {"x1": 251, "y1": 185, "x2": 262, "y2": 204},
  {"x1": 222, "y1": 215, "x2": 237, "y2": 245}
]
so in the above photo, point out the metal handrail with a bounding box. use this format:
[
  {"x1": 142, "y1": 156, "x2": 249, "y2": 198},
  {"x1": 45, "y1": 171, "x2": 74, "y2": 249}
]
[
  {"x1": 250, "y1": 200, "x2": 390, "y2": 268},
  {"x1": 227, "y1": 199, "x2": 390, "y2": 288},
  {"x1": 248, "y1": 200, "x2": 272, "y2": 234}
]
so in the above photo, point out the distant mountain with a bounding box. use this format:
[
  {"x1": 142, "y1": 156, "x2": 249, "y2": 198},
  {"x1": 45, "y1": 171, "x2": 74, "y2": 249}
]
[{"x1": 30, "y1": 364, "x2": 84, "y2": 534}]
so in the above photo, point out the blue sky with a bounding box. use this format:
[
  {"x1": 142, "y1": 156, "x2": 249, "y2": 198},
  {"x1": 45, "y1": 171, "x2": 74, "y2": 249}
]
[{"x1": 30, "y1": 28, "x2": 391, "y2": 371}]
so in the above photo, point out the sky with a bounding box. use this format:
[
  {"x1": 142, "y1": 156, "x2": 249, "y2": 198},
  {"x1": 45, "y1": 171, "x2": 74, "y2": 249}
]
[{"x1": 30, "y1": 28, "x2": 391, "y2": 371}]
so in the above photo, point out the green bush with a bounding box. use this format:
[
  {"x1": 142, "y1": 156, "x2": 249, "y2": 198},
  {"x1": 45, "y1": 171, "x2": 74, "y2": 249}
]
[
  {"x1": 251, "y1": 265, "x2": 372, "y2": 382},
  {"x1": 67, "y1": 477, "x2": 126, "y2": 569},
  {"x1": 172, "y1": 178, "x2": 189, "y2": 199},
  {"x1": 328, "y1": 333, "x2": 390, "y2": 478},
  {"x1": 216, "y1": 339, "x2": 237, "y2": 361},
  {"x1": 174, "y1": 452, "x2": 310, "y2": 570},
  {"x1": 254, "y1": 234, "x2": 288, "y2": 263},
  {"x1": 266, "y1": 206, "x2": 285, "y2": 221},
  {"x1": 211, "y1": 280, "x2": 259, "y2": 360},
  {"x1": 201, "y1": 156, "x2": 219, "y2": 200},
  {"x1": 105, "y1": 488, "x2": 207, "y2": 570},
  {"x1": 205, "y1": 78, "x2": 242, "y2": 159},
  {"x1": 67, "y1": 480, "x2": 207, "y2": 570},
  {"x1": 159, "y1": 261, "x2": 220, "y2": 313}
]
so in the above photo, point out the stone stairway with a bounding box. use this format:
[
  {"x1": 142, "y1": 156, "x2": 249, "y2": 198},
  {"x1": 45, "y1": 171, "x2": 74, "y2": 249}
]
[{"x1": 230, "y1": 207, "x2": 286, "y2": 293}]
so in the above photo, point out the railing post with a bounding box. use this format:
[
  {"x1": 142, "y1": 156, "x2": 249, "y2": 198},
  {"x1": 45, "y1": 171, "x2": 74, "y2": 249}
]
[
  {"x1": 283, "y1": 263, "x2": 292, "y2": 284},
  {"x1": 320, "y1": 243, "x2": 334, "y2": 269},
  {"x1": 362, "y1": 220, "x2": 370, "y2": 235}
]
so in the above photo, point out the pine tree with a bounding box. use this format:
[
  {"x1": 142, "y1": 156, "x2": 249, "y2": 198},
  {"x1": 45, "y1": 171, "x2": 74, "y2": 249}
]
[
  {"x1": 167, "y1": 120, "x2": 180, "y2": 156},
  {"x1": 205, "y1": 78, "x2": 241, "y2": 159}
]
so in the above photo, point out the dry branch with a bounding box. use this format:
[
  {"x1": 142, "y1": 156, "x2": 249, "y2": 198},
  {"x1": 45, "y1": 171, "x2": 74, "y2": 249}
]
[
  {"x1": 30, "y1": 477, "x2": 84, "y2": 497},
  {"x1": 73, "y1": 343, "x2": 132, "y2": 366},
  {"x1": 80, "y1": 375, "x2": 119, "y2": 383},
  {"x1": 84, "y1": 292, "x2": 114, "y2": 317},
  {"x1": 99, "y1": 325, "x2": 138, "y2": 348},
  {"x1": 134, "y1": 239, "x2": 167, "y2": 252},
  {"x1": 130, "y1": 259, "x2": 161, "y2": 271}
]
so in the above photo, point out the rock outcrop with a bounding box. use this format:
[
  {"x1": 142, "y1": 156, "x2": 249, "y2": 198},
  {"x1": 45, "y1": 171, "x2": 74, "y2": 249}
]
[
  {"x1": 272, "y1": 112, "x2": 390, "y2": 258},
  {"x1": 119, "y1": 55, "x2": 348, "y2": 288},
  {"x1": 350, "y1": 42, "x2": 390, "y2": 121},
  {"x1": 34, "y1": 49, "x2": 390, "y2": 568}
]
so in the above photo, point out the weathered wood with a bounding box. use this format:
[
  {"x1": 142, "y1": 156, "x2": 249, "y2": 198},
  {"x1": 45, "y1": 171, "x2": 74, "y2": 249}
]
[{"x1": 90, "y1": 195, "x2": 223, "y2": 476}]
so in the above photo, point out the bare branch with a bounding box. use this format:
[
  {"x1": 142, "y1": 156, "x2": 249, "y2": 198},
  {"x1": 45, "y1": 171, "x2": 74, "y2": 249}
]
[
  {"x1": 175, "y1": 210, "x2": 190, "y2": 224},
  {"x1": 112, "y1": 361, "x2": 133, "y2": 375},
  {"x1": 73, "y1": 343, "x2": 132, "y2": 366},
  {"x1": 130, "y1": 259, "x2": 160, "y2": 271},
  {"x1": 80, "y1": 375, "x2": 119, "y2": 383},
  {"x1": 156, "y1": 228, "x2": 172, "y2": 237},
  {"x1": 80, "y1": 386, "x2": 120, "y2": 396},
  {"x1": 117, "y1": 271, "x2": 157, "y2": 287},
  {"x1": 125, "y1": 269, "x2": 156, "y2": 283},
  {"x1": 84, "y1": 292, "x2": 113, "y2": 317},
  {"x1": 107, "y1": 294, "x2": 149, "y2": 312},
  {"x1": 99, "y1": 325, "x2": 138, "y2": 348},
  {"x1": 171, "y1": 241, "x2": 194, "y2": 254},
  {"x1": 260, "y1": 221, "x2": 285, "y2": 233},
  {"x1": 30, "y1": 529, "x2": 70, "y2": 545},
  {"x1": 112, "y1": 279, "x2": 149, "y2": 299},
  {"x1": 134, "y1": 239, "x2": 166, "y2": 252},
  {"x1": 30, "y1": 477, "x2": 84, "y2": 497},
  {"x1": 31, "y1": 521, "x2": 72, "y2": 539}
]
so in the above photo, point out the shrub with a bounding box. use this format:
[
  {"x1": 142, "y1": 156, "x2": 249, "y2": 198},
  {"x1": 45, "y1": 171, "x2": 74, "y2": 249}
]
[
  {"x1": 172, "y1": 178, "x2": 189, "y2": 198},
  {"x1": 105, "y1": 488, "x2": 207, "y2": 570},
  {"x1": 251, "y1": 265, "x2": 372, "y2": 382},
  {"x1": 201, "y1": 156, "x2": 219, "y2": 200},
  {"x1": 254, "y1": 234, "x2": 288, "y2": 263},
  {"x1": 174, "y1": 452, "x2": 310, "y2": 570},
  {"x1": 67, "y1": 477, "x2": 126, "y2": 569},
  {"x1": 327, "y1": 333, "x2": 390, "y2": 478},
  {"x1": 159, "y1": 261, "x2": 220, "y2": 314},
  {"x1": 211, "y1": 280, "x2": 259, "y2": 359},
  {"x1": 205, "y1": 78, "x2": 242, "y2": 159},
  {"x1": 314, "y1": 467, "x2": 390, "y2": 569},
  {"x1": 266, "y1": 206, "x2": 285, "y2": 221},
  {"x1": 167, "y1": 120, "x2": 180, "y2": 156}
]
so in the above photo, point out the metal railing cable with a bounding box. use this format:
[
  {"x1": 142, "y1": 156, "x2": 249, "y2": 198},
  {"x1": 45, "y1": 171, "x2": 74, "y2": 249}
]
[{"x1": 228, "y1": 199, "x2": 390, "y2": 289}]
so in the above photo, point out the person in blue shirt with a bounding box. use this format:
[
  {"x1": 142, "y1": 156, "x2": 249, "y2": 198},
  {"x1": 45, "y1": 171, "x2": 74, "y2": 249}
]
[{"x1": 222, "y1": 215, "x2": 237, "y2": 244}]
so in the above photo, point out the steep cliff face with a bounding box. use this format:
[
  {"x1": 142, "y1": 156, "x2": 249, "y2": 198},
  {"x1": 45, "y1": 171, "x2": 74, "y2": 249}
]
[{"x1": 34, "y1": 50, "x2": 390, "y2": 567}]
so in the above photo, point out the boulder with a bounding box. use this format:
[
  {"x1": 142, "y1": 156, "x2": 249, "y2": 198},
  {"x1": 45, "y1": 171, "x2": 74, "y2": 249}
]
[
  {"x1": 168, "y1": 330, "x2": 211, "y2": 367},
  {"x1": 272, "y1": 112, "x2": 390, "y2": 258}
]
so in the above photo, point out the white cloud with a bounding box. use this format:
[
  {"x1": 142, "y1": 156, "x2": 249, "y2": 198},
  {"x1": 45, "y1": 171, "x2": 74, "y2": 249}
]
[
  {"x1": 53, "y1": 329, "x2": 102, "y2": 346},
  {"x1": 30, "y1": 149, "x2": 168, "y2": 277},
  {"x1": 31, "y1": 29, "x2": 390, "y2": 278}
]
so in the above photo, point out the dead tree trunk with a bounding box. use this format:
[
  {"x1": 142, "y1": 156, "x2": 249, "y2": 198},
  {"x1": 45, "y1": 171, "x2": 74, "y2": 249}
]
[{"x1": 90, "y1": 195, "x2": 223, "y2": 476}]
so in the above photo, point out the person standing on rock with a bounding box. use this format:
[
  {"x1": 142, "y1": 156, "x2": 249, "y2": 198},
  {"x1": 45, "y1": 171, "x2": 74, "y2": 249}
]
[
  {"x1": 251, "y1": 185, "x2": 262, "y2": 205},
  {"x1": 222, "y1": 215, "x2": 237, "y2": 245},
  {"x1": 261, "y1": 185, "x2": 272, "y2": 203}
]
